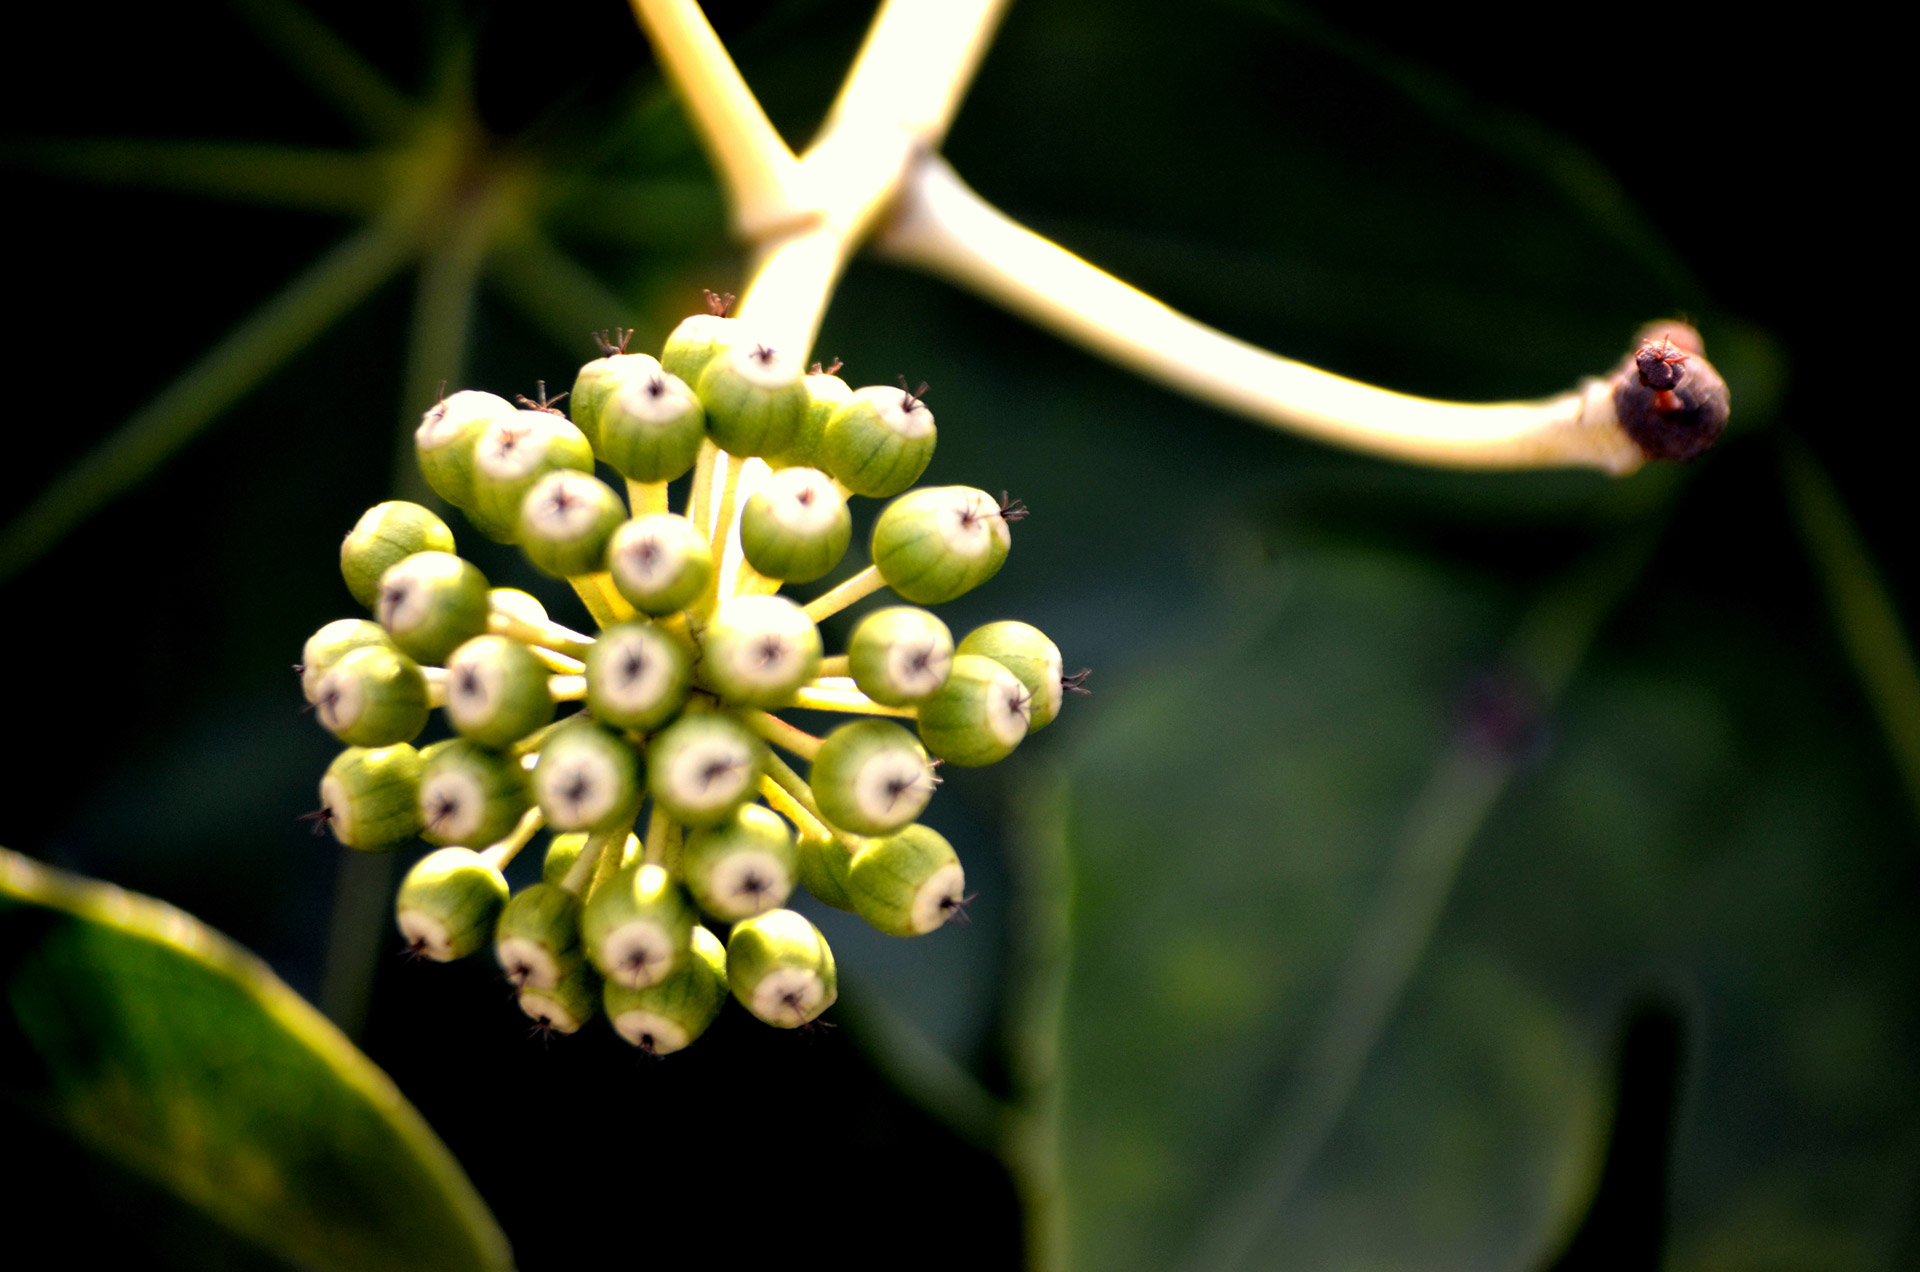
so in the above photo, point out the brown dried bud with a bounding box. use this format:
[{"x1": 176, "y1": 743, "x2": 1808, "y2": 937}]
[{"x1": 1613, "y1": 321, "x2": 1730, "y2": 462}]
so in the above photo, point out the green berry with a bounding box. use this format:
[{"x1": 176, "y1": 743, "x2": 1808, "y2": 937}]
[
  {"x1": 416, "y1": 390, "x2": 514, "y2": 509},
  {"x1": 376, "y1": 551, "x2": 491, "y2": 664},
  {"x1": 300, "y1": 618, "x2": 395, "y2": 704},
  {"x1": 848, "y1": 824, "x2": 966, "y2": 937},
  {"x1": 543, "y1": 832, "x2": 588, "y2": 887},
  {"x1": 568, "y1": 342, "x2": 650, "y2": 450},
  {"x1": 311, "y1": 644, "x2": 429, "y2": 747},
  {"x1": 417, "y1": 738, "x2": 531, "y2": 848},
  {"x1": 647, "y1": 711, "x2": 764, "y2": 827},
  {"x1": 604, "y1": 924, "x2": 728, "y2": 1054},
  {"x1": 466, "y1": 409, "x2": 594, "y2": 542},
  {"x1": 582, "y1": 860, "x2": 694, "y2": 988},
  {"x1": 739, "y1": 466, "x2": 851, "y2": 583},
  {"x1": 494, "y1": 881, "x2": 583, "y2": 991},
  {"x1": 517, "y1": 470, "x2": 626, "y2": 578},
  {"x1": 701, "y1": 595, "x2": 822, "y2": 708},
  {"x1": 660, "y1": 310, "x2": 740, "y2": 387},
  {"x1": 395, "y1": 847, "x2": 510, "y2": 961},
  {"x1": 583, "y1": 621, "x2": 690, "y2": 731},
  {"x1": 531, "y1": 719, "x2": 643, "y2": 833},
  {"x1": 958, "y1": 620, "x2": 1069, "y2": 733},
  {"x1": 319, "y1": 743, "x2": 423, "y2": 852},
  {"x1": 725, "y1": 908, "x2": 837, "y2": 1028},
  {"x1": 517, "y1": 959, "x2": 600, "y2": 1035},
  {"x1": 682, "y1": 802, "x2": 796, "y2": 921},
  {"x1": 772, "y1": 369, "x2": 851, "y2": 471},
  {"x1": 821, "y1": 382, "x2": 937, "y2": 498},
  {"x1": 810, "y1": 719, "x2": 936, "y2": 836},
  {"x1": 444, "y1": 634, "x2": 556, "y2": 750},
  {"x1": 695, "y1": 336, "x2": 805, "y2": 459},
  {"x1": 846, "y1": 606, "x2": 954, "y2": 706},
  {"x1": 871, "y1": 486, "x2": 1014, "y2": 605},
  {"x1": 916, "y1": 653, "x2": 1031, "y2": 766},
  {"x1": 606, "y1": 514, "x2": 714, "y2": 616},
  {"x1": 597, "y1": 359, "x2": 707, "y2": 484},
  {"x1": 340, "y1": 501, "x2": 456, "y2": 610},
  {"x1": 794, "y1": 827, "x2": 856, "y2": 911}
]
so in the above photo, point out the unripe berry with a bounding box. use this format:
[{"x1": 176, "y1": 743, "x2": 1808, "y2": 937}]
[
  {"x1": 681, "y1": 802, "x2": 796, "y2": 921},
  {"x1": 583, "y1": 621, "x2": 690, "y2": 731},
  {"x1": 417, "y1": 738, "x2": 531, "y2": 848},
  {"x1": 916, "y1": 653, "x2": 1030, "y2": 766},
  {"x1": 659, "y1": 309, "x2": 739, "y2": 387},
  {"x1": 517, "y1": 470, "x2": 626, "y2": 579},
  {"x1": 312, "y1": 645, "x2": 429, "y2": 747},
  {"x1": 582, "y1": 860, "x2": 694, "y2": 988},
  {"x1": 319, "y1": 744, "x2": 423, "y2": 851},
  {"x1": 958, "y1": 621, "x2": 1067, "y2": 733},
  {"x1": 794, "y1": 827, "x2": 857, "y2": 911},
  {"x1": 517, "y1": 958, "x2": 600, "y2": 1035},
  {"x1": 871, "y1": 486, "x2": 1013, "y2": 604},
  {"x1": 604, "y1": 924, "x2": 728, "y2": 1054},
  {"x1": 725, "y1": 908, "x2": 837, "y2": 1028},
  {"x1": 695, "y1": 337, "x2": 805, "y2": 459},
  {"x1": 416, "y1": 390, "x2": 514, "y2": 509},
  {"x1": 568, "y1": 339, "x2": 648, "y2": 450},
  {"x1": 810, "y1": 719, "x2": 935, "y2": 836},
  {"x1": 848, "y1": 824, "x2": 966, "y2": 937},
  {"x1": 444, "y1": 634, "x2": 556, "y2": 750},
  {"x1": 846, "y1": 606, "x2": 954, "y2": 706},
  {"x1": 739, "y1": 466, "x2": 851, "y2": 583},
  {"x1": 597, "y1": 359, "x2": 707, "y2": 484},
  {"x1": 772, "y1": 368, "x2": 851, "y2": 471},
  {"x1": 340, "y1": 501, "x2": 455, "y2": 610},
  {"x1": 376, "y1": 551, "x2": 491, "y2": 664},
  {"x1": 300, "y1": 618, "x2": 396, "y2": 705},
  {"x1": 821, "y1": 382, "x2": 936, "y2": 498},
  {"x1": 606, "y1": 514, "x2": 713, "y2": 616},
  {"x1": 646, "y1": 711, "x2": 764, "y2": 827},
  {"x1": 395, "y1": 847, "x2": 510, "y2": 961},
  {"x1": 531, "y1": 719, "x2": 643, "y2": 833},
  {"x1": 701, "y1": 595, "x2": 822, "y2": 708},
  {"x1": 494, "y1": 881, "x2": 583, "y2": 991},
  {"x1": 466, "y1": 409, "x2": 594, "y2": 543}
]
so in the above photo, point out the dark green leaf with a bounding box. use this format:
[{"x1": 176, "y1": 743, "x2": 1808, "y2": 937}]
[{"x1": 0, "y1": 848, "x2": 512, "y2": 1272}]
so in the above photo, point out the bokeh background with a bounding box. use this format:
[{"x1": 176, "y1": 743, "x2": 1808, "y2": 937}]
[{"x1": 2, "y1": 1, "x2": 1910, "y2": 1269}]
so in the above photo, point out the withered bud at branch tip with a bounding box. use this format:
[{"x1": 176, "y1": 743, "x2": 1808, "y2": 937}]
[{"x1": 1612, "y1": 320, "x2": 1730, "y2": 462}]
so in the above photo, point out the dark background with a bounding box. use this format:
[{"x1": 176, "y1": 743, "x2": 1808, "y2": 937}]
[{"x1": 1, "y1": 2, "x2": 1908, "y2": 1269}]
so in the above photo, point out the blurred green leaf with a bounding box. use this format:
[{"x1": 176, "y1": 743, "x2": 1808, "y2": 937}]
[{"x1": 0, "y1": 847, "x2": 512, "y2": 1272}]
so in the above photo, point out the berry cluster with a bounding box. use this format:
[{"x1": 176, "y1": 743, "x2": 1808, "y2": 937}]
[{"x1": 299, "y1": 294, "x2": 1085, "y2": 1052}]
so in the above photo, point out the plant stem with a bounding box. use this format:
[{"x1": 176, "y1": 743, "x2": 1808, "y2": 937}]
[
  {"x1": 625, "y1": 0, "x2": 803, "y2": 237},
  {"x1": 757, "y1": 774, "x2": 833, "y2": 841},
  {"x1": 629, "y1": 479, "x2": 670, "y2": 516},
  {"x1": 876, "y1": 156, "x2": 1647, "y2": 475},
  {"x1": 789, "y1": 684, "x2": 916, "y2": 718},
  {"x1": 744, "y1": 709, "x2": 824, "y2": 760},
  {"x1": 816, "y1": 655, "x2": 850, "y2": 677},
  {"x1": 548, "y1": 674, "x2": 588, "y2": 701},
  {"x1": 480, "y1": 808, "x2": 547, "y2": 872},
  {"x1": 488, "y1": 607, "x2": 595, "y2": 658},
  {"x1": 803, "y1": 565, "x2": 886, "y2": 621}
]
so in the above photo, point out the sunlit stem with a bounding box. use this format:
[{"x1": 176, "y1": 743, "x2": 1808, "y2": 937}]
[
  {"x1": 548, "y1": 674, "x2": 588, "y2": 702},
  {"x1": 629, "y1": 479, "x2": 670, "y2": 516},
  {"x1": 525, "y1": 645, "x2": 586, "y2": 676},
  {"x1": 762, "y1": 750, "x2": 826, "y2": 822},
  {"x1": 803, "y1": 566, "x2": 886, "y2": 622},
  {"x1": 745, "y1": 709, "x2": 823, "y2": 761},
  {"x1": 422, "y1": 666, "x2": 448, "y2": 709},
  {"x1": 479, "y1": 807, "x2": 547, "y2": 872},
  {"x1": 567, "y1": 576, "x2": 622, "y2": 629},
  {"x1": 817, "y1": 655, "x2": 851, "y2": 677},
  {"x1": 488, "y1": 606, "x2": 595, "y2": 658},
  {"x1": 509, "y1": 717, "x2": 572, "y2": 760},
  {"x1": 876, "y1": 155, "x2": 1647, "y2": 476},
  {"x1": 642, "y1": 804, "x2": 676, "y2": 867},
  {"x1": 757, "y1": 774, "x2": 834, "y2": 842},
  {"x1": 626, "y1": 0, "x2": 805, "y2": 238},
  {"x1": 791, "y1": 684, "x2": 916, "y2": 719},
  {"x1": 686, "y1": 440, "x2": 720, "y2": 541}
]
